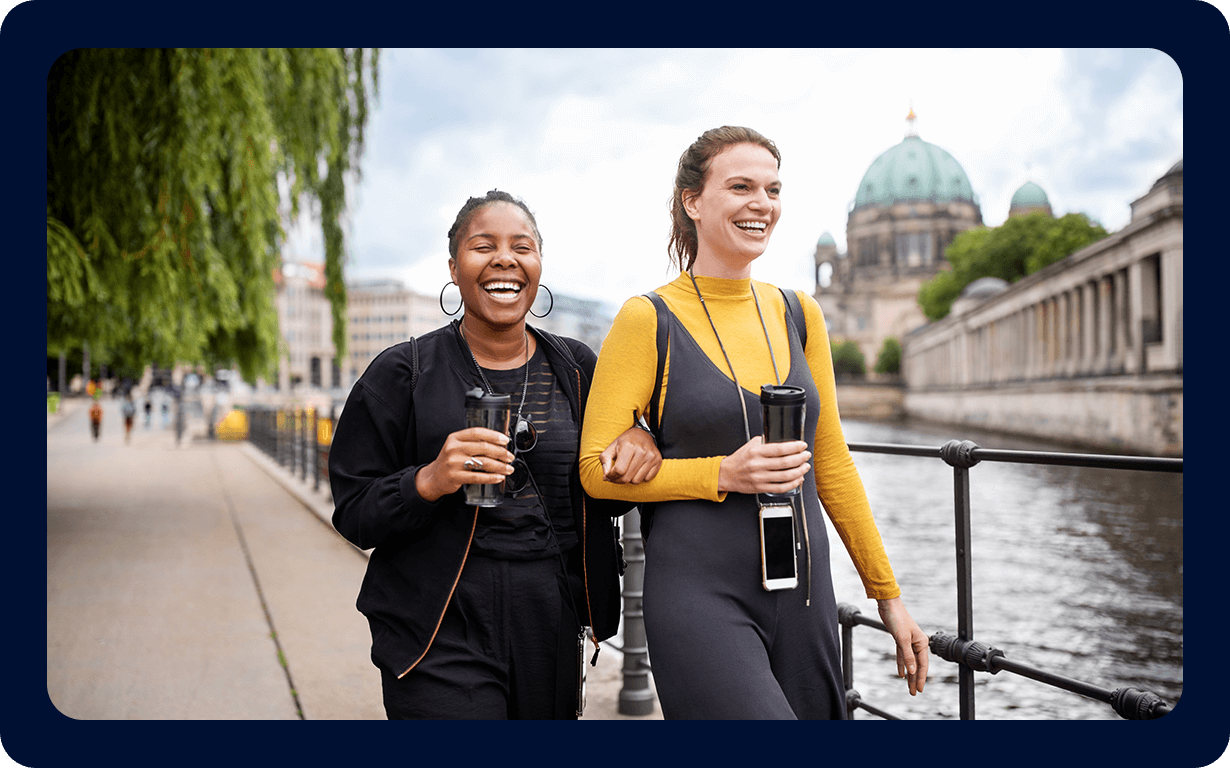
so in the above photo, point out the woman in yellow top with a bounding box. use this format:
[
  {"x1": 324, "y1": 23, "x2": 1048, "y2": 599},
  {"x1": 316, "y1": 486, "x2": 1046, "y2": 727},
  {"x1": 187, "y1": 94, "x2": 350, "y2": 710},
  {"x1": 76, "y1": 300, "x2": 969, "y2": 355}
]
[{"x1": 579, "y1": 126, "x2": 928, "y2": 719}]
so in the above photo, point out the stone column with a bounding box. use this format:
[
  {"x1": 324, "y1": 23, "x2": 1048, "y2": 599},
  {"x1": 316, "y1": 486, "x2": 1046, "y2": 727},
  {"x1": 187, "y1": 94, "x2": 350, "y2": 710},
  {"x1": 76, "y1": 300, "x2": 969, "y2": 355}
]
[
  {"x1": 1127, "y1": 259, "x2": 1146, "y2": 374},
  {"x1": 1102, "y1": 275, "x2": 1121, "y2": 374},
  {"x1": 1113, "y1": 269, "x2": 1129, "y2": 372},
  {"x1": 1083, "y1": 281, "x2": 1097, "y2": 376}
]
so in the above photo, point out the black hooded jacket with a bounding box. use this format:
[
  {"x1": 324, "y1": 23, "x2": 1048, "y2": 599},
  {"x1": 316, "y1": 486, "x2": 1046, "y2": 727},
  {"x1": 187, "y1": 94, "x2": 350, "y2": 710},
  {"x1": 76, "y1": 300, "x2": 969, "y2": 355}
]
[{"x1": 329, "y1": 320, "x2": 630, "y2": 678}]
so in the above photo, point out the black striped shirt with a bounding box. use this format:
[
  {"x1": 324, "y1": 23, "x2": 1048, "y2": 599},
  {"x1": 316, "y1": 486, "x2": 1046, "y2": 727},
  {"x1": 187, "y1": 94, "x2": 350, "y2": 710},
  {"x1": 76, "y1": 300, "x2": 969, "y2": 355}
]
[{"x1": 470, "y1": 344, "x2": 578, "y2": 560}]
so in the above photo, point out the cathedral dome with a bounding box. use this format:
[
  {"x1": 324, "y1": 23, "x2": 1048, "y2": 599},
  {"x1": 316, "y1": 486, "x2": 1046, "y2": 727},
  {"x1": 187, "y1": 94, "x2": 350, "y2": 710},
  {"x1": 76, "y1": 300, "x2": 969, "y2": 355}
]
[
  {"x1": 1010, "y1": 181, "x2": 1050, "y2": 208},
  {"x1": 853, "y1": 135, "x2": 976, "y2": 210}
]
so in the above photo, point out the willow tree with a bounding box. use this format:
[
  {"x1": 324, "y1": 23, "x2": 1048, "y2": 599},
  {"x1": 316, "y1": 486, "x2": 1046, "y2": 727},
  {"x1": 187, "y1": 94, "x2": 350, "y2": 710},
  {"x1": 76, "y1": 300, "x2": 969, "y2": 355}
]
[{"x1": 47, "y1": 48, "x2": 378, "y2": 383}]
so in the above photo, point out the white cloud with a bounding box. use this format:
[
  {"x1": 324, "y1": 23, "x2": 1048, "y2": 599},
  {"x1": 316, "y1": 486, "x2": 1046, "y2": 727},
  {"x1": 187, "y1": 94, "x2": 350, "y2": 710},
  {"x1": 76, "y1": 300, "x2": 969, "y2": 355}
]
[{"x1": 315, "y1": 48, "x2": 1182, "y2": 315}]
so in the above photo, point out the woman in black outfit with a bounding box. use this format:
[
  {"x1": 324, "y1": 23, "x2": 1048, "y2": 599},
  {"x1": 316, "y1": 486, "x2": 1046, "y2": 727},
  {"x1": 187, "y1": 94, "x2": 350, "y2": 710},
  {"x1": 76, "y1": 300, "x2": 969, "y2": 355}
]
[{"x1": 329, "y1": 190, "x2": 659, "y2": 719}]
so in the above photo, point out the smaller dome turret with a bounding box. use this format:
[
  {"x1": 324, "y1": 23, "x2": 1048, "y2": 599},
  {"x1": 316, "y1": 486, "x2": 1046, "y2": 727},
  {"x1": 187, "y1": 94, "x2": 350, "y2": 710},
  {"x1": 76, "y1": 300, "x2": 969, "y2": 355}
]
[
  {"x1": 1009, "y1": 181, "x2": 1053, "y2": 218},
  {"x1": 950, "y1": 276, "x2": 1009, "y2": 316}
]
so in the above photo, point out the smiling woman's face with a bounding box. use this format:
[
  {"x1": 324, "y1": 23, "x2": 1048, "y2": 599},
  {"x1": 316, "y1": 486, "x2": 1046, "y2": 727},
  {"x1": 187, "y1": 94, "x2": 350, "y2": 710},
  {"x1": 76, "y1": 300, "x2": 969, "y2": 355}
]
[
  {"x1": 684, "y1": 142, "x2": 782, "y2": 277},
  {"x1": 449, "y1": 201, "x2": 543, "y2": 332}
]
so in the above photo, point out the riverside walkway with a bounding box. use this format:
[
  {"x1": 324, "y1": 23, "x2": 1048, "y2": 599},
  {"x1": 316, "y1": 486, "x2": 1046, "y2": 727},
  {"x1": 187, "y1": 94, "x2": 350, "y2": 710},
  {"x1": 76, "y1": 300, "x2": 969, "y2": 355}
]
[{"x1": 46, "y1": 395, "x2": 660, "y2": 721}]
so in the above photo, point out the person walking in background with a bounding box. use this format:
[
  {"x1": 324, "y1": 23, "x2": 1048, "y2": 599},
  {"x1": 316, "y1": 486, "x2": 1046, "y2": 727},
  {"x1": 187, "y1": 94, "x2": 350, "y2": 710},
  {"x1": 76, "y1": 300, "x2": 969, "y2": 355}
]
[
  {"x1": 329, "y1": 190, "x2": 660, "y2": 720},
  {"x1": 144, "y1": 396, "x2": 152, "y2": 428},
  {"x1": 89, "y1": 394, "x2": 103, "y2": 442},
  {"x1": 121, "y1": 393, "x2": 136, "y2": 443},
  {"x1": 579, "y1": 126, "x2": 929, "y2": 719}
]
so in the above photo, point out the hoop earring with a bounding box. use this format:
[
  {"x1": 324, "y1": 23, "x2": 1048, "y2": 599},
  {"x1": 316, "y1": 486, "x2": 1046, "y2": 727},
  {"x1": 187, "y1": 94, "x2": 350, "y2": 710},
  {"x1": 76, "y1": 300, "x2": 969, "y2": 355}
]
[
  {"x1": 529, "y1": 284, "x2": 554, "y2": 318},
  {"x1": 439, "y1": 281, "x2": 463, "y2": 316}
]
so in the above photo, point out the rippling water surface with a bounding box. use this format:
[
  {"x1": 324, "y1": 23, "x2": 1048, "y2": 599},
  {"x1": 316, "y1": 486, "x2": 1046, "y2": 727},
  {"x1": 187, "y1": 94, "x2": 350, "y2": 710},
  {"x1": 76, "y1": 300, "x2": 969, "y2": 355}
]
[{"x1": 825, "y1": 418, "x2": 1182, "y2": 720}]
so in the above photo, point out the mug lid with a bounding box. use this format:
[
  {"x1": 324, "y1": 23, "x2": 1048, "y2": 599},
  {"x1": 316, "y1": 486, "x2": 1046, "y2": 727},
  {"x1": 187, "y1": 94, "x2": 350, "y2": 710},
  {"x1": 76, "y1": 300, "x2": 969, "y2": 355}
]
[
  {"x1": 465, "y1": 387, "x2": 511, "y2": 405},
  {"x1": 760, "y1": 384, "x2": 805, "y2": 404}
]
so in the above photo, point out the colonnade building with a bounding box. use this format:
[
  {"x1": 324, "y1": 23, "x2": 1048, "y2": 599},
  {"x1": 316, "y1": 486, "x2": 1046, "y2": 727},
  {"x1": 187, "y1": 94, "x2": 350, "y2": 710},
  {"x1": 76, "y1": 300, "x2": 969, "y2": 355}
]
[{"x1": 901, "y1": 161, "x2": 1183, "y2": 456}]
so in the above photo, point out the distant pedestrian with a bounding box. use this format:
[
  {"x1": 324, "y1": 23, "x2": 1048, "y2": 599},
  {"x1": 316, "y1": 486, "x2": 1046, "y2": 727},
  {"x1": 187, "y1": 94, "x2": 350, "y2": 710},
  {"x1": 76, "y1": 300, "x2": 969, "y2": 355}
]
[
  {"x1": 89, "y1": 395, "x2": 103, "y2": 441},
  {"x1": 144, "y1": 398, "x2": 152, "y2": 428},
  {"x1": 121, "y1": 393, "x2": 136, "y2": 443}
]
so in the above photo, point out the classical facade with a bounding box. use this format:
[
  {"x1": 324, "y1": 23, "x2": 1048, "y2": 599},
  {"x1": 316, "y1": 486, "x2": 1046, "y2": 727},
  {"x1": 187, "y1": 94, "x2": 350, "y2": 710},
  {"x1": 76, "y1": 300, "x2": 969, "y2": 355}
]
[
  {"x1": 346, "y1": 278, "x2": 443, "y2": 383},
  {"x1": 901, "y1": 161, "x2": 1183, "y2": 456},
  {"x1": 274, "y1": 261, "x2": 340, "y2": 392},
  {"x1": 815, "y1": 112, "x2": 983, "y2": 374}
]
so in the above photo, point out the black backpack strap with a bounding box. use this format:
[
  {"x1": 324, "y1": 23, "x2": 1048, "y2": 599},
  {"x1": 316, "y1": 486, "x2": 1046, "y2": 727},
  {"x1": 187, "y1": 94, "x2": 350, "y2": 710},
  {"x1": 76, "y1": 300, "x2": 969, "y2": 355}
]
[
  {"x1": 534, "y1": 326, "x2": 580, "y2": 370},
  {"x1": 409, "y1": 336, "x2": 419, "y2": 391},
  {"x1": 644, "y1": 292, "x2": 670, "y2": 435},
  {"x1": 779, "y1": 287, "x2": 807, "y2": 351}
]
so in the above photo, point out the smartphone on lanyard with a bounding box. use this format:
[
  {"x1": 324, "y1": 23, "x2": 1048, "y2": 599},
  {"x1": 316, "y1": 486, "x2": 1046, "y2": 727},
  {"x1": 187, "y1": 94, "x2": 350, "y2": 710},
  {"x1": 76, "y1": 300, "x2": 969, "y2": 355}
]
[{"x1": 760, "y1": 502, "x2": 799, "y2": 591}]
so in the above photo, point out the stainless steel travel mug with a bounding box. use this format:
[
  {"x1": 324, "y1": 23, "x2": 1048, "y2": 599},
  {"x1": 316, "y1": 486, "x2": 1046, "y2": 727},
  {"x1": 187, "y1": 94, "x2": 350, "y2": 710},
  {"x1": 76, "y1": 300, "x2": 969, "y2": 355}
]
[
  {"x1": 760, "y1": 384, "x2": 807, "y2": 498},
  {"x1": 463, "y1": 388, "x2": 511, "y2": 507}
]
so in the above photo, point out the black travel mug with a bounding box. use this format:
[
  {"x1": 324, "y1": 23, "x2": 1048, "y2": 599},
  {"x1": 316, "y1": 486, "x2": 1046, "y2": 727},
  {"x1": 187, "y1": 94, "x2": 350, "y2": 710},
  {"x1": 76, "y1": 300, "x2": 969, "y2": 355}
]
[
  {"x1": 463, "y1": 388, "x2": 511, "y2": 507},
  {"x1": 760, "y1": 384, "x2": 807, "y2": 498}
]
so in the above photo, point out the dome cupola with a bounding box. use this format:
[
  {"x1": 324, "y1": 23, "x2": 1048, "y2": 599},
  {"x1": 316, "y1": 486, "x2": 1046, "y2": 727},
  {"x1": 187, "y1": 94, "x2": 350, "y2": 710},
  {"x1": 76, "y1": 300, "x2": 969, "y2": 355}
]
[{"x1": 853, "y1": 111, "x2": 977, "y2": 211}]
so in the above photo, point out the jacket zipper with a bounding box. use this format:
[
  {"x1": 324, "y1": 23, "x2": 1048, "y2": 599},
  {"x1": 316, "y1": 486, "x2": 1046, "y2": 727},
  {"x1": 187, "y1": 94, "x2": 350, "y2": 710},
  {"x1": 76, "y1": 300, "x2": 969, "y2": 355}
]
[
  {"x1": 575, "y1": 368, "x2": 601, "y2": 659},
  {"x1": 397, "y1": 505, "x2": 479, "y2": 679}
]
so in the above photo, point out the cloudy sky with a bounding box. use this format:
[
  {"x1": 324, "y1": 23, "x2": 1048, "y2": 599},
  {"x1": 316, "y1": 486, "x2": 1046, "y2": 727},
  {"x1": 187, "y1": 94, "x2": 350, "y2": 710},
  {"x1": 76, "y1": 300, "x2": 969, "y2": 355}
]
[{"x1": 280, "y1": 47, "x2": 1183, "y2": 317}]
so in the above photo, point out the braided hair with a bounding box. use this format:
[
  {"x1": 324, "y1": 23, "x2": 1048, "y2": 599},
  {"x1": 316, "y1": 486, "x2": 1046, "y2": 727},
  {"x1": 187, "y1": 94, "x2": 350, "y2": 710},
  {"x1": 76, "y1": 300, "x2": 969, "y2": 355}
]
[{"x1": 447, "y1": 189, "x2": 543, "y2": 259}]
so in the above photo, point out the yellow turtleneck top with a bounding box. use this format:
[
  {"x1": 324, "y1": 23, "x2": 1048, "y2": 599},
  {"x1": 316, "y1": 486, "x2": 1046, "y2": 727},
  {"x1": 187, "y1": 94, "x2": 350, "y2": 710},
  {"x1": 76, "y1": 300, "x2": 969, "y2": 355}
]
[{"x1": 578, "y1": 273, "x2": 900, "y2": 600}]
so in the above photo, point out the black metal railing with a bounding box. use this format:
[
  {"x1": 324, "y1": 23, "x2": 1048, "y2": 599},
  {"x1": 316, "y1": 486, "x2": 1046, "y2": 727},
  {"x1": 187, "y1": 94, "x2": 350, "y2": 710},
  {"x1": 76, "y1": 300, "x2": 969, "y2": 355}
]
[
  {"x1": 837, "y1": 439, "x2": 1180, "y2": 720},
  {"x1": 615, "y1": 439, "x2": 1181, "y2": 720},
  {"x1": 246, "y1": 405, "x2": 335, "y2": 494}
]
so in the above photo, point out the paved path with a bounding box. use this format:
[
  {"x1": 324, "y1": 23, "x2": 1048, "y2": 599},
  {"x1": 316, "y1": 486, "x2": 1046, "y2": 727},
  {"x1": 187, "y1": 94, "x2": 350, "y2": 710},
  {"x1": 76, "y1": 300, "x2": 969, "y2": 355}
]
[{"x1": 45, "y1": 395, "x2": 661, "y2": 721}]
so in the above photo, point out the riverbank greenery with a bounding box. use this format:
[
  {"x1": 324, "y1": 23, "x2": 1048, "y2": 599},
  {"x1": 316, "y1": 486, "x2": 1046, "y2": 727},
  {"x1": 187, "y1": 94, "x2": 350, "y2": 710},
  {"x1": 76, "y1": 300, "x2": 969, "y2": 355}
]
[
  {"x1": 918, "y1": 212, "x2": 1108, "y2": 321},
  {"x1": 874, "y1": 336, "x2": 902, "y2": 375},
  {"x1": 831, "y1": 339, "x2": 867, "y2": 377},
  {"x1": 47, "y1": 48, "x2": 379, "y2": 383}
]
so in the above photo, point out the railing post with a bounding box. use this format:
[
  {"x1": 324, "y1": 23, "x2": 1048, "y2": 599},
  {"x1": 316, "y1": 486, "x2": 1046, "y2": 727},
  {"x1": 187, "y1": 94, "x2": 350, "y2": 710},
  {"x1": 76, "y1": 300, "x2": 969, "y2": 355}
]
[
  {"x1": 838, "y1": 603, "x2": 858, "y2": 719},
  {"x1": 300, "y1": 408, "x2": 308, "y2": 482},
  {"x1": 941, "y1": 439, "x2": 981, "y2": 720},
  {"x1": 312, "y1": 408, "x2": 321, "y2": 492},
  {"x1": 277, "y1": 409, "x2": 286, "y2": 467},
  {"x1": 618, "y1": 508, "x2": 655, "y2": 716}
]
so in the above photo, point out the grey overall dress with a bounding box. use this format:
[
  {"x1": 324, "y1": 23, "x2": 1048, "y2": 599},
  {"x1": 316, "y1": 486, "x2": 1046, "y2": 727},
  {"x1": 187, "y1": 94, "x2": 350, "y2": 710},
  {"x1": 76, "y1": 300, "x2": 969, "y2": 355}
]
[{"x1": 641, "y1": 293, "x2": 846, "y2": 719}]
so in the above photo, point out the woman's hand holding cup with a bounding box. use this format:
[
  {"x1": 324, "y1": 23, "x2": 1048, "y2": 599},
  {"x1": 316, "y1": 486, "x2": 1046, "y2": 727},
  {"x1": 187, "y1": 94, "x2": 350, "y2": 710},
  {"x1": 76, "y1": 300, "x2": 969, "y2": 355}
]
[
  {"x1": 717, "y1": 436, "x2": 811, "y2": 495},
  {"x1": 416, "y1": 427, "x2": 514, "y2": 503}
]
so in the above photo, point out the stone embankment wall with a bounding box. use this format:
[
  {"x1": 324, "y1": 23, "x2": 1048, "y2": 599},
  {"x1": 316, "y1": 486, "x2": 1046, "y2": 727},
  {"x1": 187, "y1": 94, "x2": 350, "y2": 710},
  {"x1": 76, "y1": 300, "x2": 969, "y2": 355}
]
[
  {"x1": 903, "y1": 376, "x2": 1182, "y2": 457},
  {"x1": 834, "y1": 381, "x2": 905, "y2": 420}
]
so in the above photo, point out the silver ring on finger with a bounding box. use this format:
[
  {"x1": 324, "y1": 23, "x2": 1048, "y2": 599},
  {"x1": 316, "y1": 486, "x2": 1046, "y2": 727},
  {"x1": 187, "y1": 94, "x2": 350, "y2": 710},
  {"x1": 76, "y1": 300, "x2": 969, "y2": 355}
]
[{"x1": 464, "y1": 457, "x2": 483, "y2": 471}]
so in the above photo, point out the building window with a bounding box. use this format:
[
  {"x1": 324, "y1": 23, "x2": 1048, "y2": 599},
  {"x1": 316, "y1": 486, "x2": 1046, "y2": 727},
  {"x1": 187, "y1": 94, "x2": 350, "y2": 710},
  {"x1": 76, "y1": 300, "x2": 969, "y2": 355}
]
[
  {"x1": 895, "y1": 232, "x2": 932, "y2": 267},
  {"x1": 857, "y1": 237, "x2": 879, "y2": 267}
]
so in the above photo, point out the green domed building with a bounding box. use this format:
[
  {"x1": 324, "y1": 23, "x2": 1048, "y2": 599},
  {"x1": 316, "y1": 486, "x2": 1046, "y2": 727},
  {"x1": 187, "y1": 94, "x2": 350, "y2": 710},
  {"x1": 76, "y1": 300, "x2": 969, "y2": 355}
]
[
  {"x1": 815, "y1": 110, "x2": 984, "y2": 375},
  {"x1": 1008, "y1": 180, "x2": 1053, "y2": 218}
]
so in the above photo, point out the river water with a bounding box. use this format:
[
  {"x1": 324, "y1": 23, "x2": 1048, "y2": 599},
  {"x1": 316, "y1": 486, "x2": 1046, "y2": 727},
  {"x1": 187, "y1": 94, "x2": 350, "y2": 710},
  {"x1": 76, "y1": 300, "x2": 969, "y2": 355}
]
[{"x1": 824, "y1": 417, "x2": 1183, "y2": 720}]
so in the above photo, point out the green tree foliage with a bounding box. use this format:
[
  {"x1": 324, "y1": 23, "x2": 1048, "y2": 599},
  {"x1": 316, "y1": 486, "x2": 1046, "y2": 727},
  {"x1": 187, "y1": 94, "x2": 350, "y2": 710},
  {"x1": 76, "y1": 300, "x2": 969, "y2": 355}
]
[
  {"x1": 831, "y1": 339, "x2": 866, "y2": 378},
  {"x1": 47, "y1": 48, "x2": 378, "y2": 383},
  {"x1": 873, "y1": 336, "x2": 901, "y2": 375},
  {"x1": 918, "y1": 212, "x2": 1108, "y2": 321}
]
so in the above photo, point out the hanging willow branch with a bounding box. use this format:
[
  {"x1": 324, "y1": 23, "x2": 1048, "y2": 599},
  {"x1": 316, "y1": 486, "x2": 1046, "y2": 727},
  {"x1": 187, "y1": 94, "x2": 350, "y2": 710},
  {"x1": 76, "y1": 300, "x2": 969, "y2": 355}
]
[{"x1": 46, "y1": 47, "x2": 378, "y2": 383}]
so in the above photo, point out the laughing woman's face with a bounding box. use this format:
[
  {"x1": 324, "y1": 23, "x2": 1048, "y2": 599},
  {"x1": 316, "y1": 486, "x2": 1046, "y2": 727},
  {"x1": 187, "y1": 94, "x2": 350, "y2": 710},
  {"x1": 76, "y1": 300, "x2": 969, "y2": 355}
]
[
  {"x1": 684, "y1": 142, "x2": 782, "y2": 277},
  {"x1": 449, "y1": 201, "x2": 543, "y2": 333}
]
